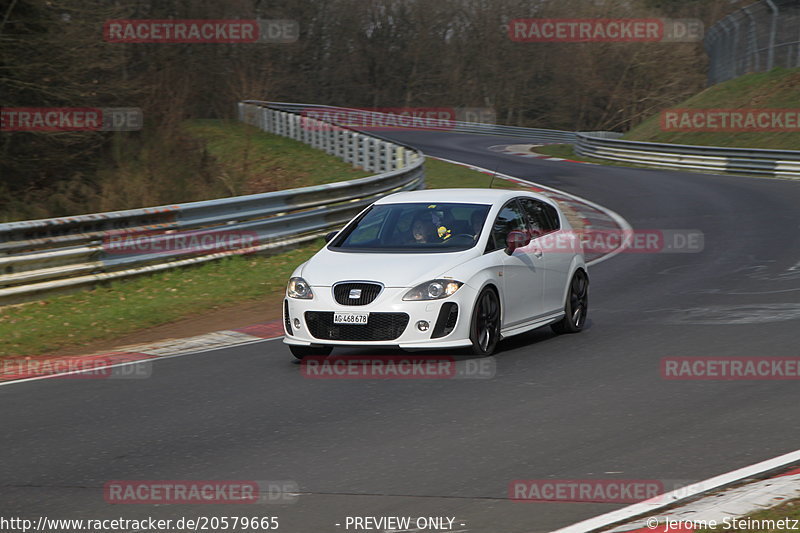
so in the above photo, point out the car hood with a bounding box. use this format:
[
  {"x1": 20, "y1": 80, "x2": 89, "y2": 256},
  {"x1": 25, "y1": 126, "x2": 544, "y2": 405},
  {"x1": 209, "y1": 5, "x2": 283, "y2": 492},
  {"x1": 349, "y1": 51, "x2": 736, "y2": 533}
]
[{"x1": 300, "y1": 247, "x2": 478, "y2": 287}]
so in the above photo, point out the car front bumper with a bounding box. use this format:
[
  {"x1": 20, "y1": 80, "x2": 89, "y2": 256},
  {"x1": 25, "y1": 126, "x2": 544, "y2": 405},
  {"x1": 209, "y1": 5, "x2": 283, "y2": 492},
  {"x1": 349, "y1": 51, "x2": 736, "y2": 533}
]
[{"x1": 282, "y1": 285, "x2": 476, "y2": 349}]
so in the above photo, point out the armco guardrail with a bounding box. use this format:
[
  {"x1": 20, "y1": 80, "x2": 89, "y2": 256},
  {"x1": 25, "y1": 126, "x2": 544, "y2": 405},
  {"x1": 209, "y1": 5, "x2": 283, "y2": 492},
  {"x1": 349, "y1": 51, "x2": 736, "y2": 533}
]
[
  {"x1": 259, "y1": 101, "x2": 798, "y2": 179},
  {"x1": 0, "y1": 103, "x2": 424, "y2": 305},
  {"x1": 574, "y1": 134, "x2": 800, "y2": 178},
  {"x1": 4, "y1": 102, "x2": 796, "y2": 305},
  {"x1": 254, "y1": 101, "x2": 581, "y2": 144}
]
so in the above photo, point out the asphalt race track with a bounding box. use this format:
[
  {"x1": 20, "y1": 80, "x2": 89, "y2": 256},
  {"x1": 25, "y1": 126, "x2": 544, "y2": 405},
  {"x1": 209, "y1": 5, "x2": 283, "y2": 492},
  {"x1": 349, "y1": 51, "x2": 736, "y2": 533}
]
[{"x1": 2, "y1": 131, "x2": 799, "y2": 533}]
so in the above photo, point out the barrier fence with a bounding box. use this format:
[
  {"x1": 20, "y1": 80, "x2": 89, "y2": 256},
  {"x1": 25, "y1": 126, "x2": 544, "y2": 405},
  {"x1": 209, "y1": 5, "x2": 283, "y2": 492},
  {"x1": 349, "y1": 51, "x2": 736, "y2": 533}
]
[
  {"x1": 3, "y1": 99, "x2": 797, "y2": 305},
  {"x1": 574, "y1": 134, "x2": 800, "y2": 178},
  {"x1": 0, "y1": 103, "x2": 424, "y2": 305},
  {"x1": 704, "y1": 0, "x2": 800, "y2": 85},
  {"x1": 259, "y1": 101, "x2": 799, "y2": 179}
]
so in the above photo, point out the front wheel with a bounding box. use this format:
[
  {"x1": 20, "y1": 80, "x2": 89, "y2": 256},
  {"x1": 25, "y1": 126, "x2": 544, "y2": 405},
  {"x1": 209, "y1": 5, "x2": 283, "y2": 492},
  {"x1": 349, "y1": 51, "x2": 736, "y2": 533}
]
[
  {"x1": 551, "y1": 270, "x2": 588, "y2": 334},
  {"x1": 289, "y1": 345, "x2": 333, "y2": 360},
  {"x1": 469, "y1": 288, "x2": 501, "y2": 356}
]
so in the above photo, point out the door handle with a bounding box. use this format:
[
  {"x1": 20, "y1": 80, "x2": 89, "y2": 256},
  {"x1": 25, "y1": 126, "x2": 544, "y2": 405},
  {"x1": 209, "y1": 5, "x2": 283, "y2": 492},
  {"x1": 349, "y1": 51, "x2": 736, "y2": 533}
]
[{"x1": 532, "y1": 248, "x2": 543, "y2": 258}]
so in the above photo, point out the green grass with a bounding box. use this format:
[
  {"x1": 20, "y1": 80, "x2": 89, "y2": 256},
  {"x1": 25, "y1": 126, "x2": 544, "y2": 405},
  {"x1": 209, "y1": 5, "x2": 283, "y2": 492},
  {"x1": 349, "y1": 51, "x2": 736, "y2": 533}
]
[
  {"x1": 1, "y1": 119, "x2": 373, "y2": 223},
  {"x1": 0, "y1": 243, "x2": 322, "y2": 357},
  {"x1": 183, "y1": 119, "x2": 370, "y2": 193},
  {"x1": 539, "y1": 70, "x2": 800, "y2": 164},
  {"x1": 3, "y1": 156, "x2": 505, "y2": 358},
  {"x1": 424, "y1": 157, "x2": 524, "y2": 189},
  {"x1": 694, "y1": 497, "x2": 799, "y2": 532},
  {"x1": 623, "y1": 67, "x2": 800, "y2": 149},
  {"x1": 531, "y1": 144, "x2": 574, "y2": 159},
  {"x1": 534, "y1": 144, "x2": 655, "y2": 169}
]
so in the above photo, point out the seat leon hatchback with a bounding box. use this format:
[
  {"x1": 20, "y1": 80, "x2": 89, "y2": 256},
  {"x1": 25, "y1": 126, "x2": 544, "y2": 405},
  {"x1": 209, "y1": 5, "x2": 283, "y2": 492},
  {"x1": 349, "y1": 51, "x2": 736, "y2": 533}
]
[{"x1": 283, "y1": 188, "x2": 588, "y2": 358}]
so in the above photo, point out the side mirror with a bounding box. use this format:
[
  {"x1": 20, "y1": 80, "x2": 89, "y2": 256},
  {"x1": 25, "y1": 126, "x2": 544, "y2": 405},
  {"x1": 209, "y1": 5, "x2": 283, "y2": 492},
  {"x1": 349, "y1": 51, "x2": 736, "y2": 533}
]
[
  {"x1": 505, "y1": 230, "x2": 530, "y2": 255},
  {"x1": 324, "y1": 230, "x2": 338, "y2": 243}
]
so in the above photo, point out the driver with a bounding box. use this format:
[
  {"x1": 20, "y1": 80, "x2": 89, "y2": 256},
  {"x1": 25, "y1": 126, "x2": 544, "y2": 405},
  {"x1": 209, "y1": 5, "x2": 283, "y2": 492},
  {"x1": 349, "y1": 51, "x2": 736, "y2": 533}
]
[
  {"x1": 410, "y1": 212, "x2": 438, "y2": 243},
  {"x1": 470, "y1": 211, "x2": 484, "y2": 240}
]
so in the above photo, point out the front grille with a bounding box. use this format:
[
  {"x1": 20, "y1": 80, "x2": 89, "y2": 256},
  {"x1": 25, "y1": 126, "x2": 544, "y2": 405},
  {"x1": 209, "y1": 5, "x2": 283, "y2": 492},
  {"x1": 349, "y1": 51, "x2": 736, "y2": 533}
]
[
  {"x1": 305, "y1": 311, "x2": 409, "y2": 341},
  {"x1": 283, "y1": 300, "x2": 293, "y2": 336},
  {"x1": 432, "y1": 302, "x2": 459, "y2": 338},
  {"x1": 333, "y1": 282, "x2": 383, "y2": 306}
]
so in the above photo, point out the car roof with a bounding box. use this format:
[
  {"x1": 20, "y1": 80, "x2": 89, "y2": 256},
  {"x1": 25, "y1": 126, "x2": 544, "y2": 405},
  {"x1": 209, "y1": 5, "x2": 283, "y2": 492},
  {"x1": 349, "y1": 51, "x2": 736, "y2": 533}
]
[{"x1": 375, "y1": 188, "x2": 554, "y2": 206}]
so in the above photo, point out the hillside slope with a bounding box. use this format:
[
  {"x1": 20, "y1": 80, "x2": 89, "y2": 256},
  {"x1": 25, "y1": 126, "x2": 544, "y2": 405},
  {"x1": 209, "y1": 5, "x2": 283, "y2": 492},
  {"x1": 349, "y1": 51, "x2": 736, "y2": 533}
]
[{"x1": 623, "y1": 68, "x2": 799, "y2": 149}]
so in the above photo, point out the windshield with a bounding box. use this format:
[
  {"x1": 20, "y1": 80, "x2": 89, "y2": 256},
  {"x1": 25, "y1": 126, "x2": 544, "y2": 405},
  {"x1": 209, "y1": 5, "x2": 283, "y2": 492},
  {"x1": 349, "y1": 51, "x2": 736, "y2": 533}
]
[{"x1": 332, "y1": 202, "x2": 491, "y2": 252}]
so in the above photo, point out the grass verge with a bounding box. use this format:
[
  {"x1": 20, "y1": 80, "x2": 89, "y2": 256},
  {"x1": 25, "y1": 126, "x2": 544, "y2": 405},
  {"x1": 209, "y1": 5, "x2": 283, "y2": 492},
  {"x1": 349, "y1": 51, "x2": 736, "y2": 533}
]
[
  {"x1": 0, "y1": 243, "x2": 322, "y2": 357},
  {"x1": 623, "y1": 68, "x2": 800, "y2": 150},
  {"x1": 1, "y1": 120, "x2": 372, "y2": 222},
  {"x1": 535, "y1": 69, "x2": 800, "y2": 169},
  {"x1": 533, "y1": 144, "x2": 650, "y2": 169},
  {"x1": 182, "y1": 120, "x2": 370, "y2": 194},
  {"x1": 424, "y1": 157, "x2": 525, "y2": 189},
  {"x1": 2, "y1": 157, "x2": 515, "y2": 358}
]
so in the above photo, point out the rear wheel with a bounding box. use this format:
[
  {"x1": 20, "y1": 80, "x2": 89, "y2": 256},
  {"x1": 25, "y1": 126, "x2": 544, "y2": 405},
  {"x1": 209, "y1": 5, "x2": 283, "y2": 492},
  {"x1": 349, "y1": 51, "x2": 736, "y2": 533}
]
[
  {"x1": 469, "y1": 288, "x2": 501, "y2": 356},
  {"x1": 289, "y1": 345, "x2": 333, "y2": 360},
  {"x1": 551, "y1": 270, "x2": 588, "y2": 334}
]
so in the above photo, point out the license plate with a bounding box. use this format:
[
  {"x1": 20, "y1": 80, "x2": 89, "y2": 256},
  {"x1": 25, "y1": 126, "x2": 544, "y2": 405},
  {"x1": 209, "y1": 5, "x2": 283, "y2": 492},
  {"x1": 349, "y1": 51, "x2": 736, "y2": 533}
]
[{"x1": 333, "y1": 312, "x2": 369, "y2": 325}]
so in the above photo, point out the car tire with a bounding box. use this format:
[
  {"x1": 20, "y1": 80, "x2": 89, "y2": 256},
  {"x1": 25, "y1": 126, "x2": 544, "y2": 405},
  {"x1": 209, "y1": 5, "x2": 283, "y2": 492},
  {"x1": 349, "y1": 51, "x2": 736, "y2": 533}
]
[
  {"x1": 289, "y1": 345, "x2": 333, "y2": 360},
  {"x1": 469, "y1": 287, "x2": 501, "y2": 356},
  {"x1": 551, "y1": 270, "x2": 588, "y2": 334}
]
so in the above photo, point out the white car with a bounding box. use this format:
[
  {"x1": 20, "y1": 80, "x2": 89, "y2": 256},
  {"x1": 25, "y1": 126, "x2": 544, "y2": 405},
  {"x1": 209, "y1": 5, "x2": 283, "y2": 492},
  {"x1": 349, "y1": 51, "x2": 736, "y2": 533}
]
[{"x1": 283, "y1": 188, "x2": 588, "y2": 358}]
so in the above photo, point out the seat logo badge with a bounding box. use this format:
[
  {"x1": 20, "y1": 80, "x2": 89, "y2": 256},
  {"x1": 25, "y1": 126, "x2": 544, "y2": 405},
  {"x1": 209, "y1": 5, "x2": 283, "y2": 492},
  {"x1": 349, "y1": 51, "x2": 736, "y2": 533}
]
[{"x1": 349, "y1": 289, "x2": 362, "y2": 299}]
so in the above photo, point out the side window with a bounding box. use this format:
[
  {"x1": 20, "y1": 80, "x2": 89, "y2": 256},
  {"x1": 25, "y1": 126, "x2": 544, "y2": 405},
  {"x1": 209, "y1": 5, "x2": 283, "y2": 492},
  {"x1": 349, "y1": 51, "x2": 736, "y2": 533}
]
[
  {"x1": 542, "y1": 203, "x2": 560, "y2": 231},
  {"x1": 519, "y1": 198, "x2": 559, "y2": 235},
  {"x1": 486, "y1": 201, "x2": 527, "y2": 252}
]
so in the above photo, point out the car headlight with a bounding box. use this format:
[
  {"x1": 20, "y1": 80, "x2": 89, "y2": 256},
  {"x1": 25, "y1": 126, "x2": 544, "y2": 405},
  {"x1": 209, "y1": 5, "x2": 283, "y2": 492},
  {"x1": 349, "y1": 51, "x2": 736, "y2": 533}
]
[
  {"x1": 287, "y1": 277, "x2": 313, "y2": 299},
  {"x1": 403, "y1": 279, "x2": 463, "y2": 301}
]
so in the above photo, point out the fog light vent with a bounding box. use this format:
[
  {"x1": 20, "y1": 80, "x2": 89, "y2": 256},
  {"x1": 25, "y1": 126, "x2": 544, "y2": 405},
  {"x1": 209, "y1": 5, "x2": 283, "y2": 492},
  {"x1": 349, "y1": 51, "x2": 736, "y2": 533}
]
[{"x1": 432, "y1": 303, "x2": 458, "y2": 338}]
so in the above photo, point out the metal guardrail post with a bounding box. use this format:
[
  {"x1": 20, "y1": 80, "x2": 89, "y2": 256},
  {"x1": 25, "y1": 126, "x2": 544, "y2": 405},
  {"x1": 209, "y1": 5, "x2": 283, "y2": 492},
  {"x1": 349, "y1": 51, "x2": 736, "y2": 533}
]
[
  {"x1": 369, "y1": 138, "x2": 377, "y2": 172},
  {"x1": 380, "y1": 142, "x2": 389, "y2": 172},
  {"x1": 357, "y1": 135, "x2": 367, "y2": 171},
  {"x1": 720, "y1": 20, "x2": 733, "y2": 81},
  {"x1": 731, "y1": 17, "x2": 742, "y2": 75},
  {"x1": 743, "y1": 6, "x2": 760, "y2": 74},
  {"x1": 765, "y1": 0, "x2": 778, "y2": 71},
  {"x1": 345, "y1": 132, "x2": 354, "y2": 165}
]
